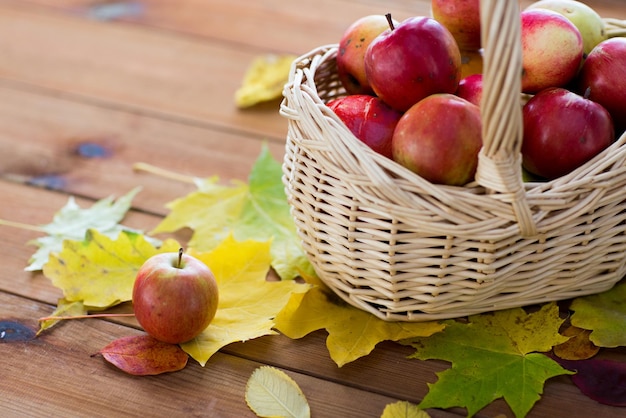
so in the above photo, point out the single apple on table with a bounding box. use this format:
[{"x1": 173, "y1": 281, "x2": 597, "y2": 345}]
[
  {"x1": 392, "y1": 93, "x2": 482, "y2": 186},
  {"x1": 133, "y1": 249, "x2": 219, "y2": 344},
  {"x1": 525, "y1": 0, "x2": 607, "y2": 55},
  {"x1": 336, "y1": 14, "x2": 399, "y2": 95},
  {"x1": 431, "y1": 0, "x2": 481, "y2": 51},
  {"x1": 520, "y1": 8, "x2": 583, "y2": 93},
  {"x1": 327, "y1": 94, "x2": 403, "y2": 159},
  {"x1": 365, "y1": 14, "x2": 462, "y2": 112},
  {"x1": 455, "y1": 73, "x2": 483, "y2": 107},
  {"x1": 576, "y1": 37, "x2": 626, "y2": 135},
  {"x1": 521, "y1": 87, "x2": 614, "y2": 180}
]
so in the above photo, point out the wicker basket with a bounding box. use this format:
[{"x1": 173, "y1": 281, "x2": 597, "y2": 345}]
[{"x1": 280, "y1": 0, "x2": 626, "y2": 321}]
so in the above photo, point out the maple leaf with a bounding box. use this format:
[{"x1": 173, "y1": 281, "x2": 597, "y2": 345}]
[
  {"x1": 274, "y1": 273, "x2": 444, "y2": 367},
  {"x1": 43, "y1": 229, "x2": 181, "y2": 308},
  {"x1": 26, "y1": 187, "x2": 159, "y2": 271},
  {"x1": 569, "y1": 280, "x2": 626, "y2": 347},
  {"x1": 234, "y1": 54, "x2": 297, "y2": 108},
  {"x1": 37, "y1": 298, "x2": 88, "y2": 336},
  {"x1": 151, "y1": 144, "x2": 313, "y2": 281},
  {"x1": 180, "y1": 236, "x2": 310, "y2": 366},
  {"x1": 403, "y1": 303, "x2": 572, "y2": 418}
]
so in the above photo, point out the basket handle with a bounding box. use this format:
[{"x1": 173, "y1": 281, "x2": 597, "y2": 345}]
[{"x1": 476, "y1": 0, "x2": 537, "y2": 236}]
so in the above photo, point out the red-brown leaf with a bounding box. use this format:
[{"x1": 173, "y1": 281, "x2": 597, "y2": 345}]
[{"x1": 98, "y1": 334, "x2": 188, "y2": 375}]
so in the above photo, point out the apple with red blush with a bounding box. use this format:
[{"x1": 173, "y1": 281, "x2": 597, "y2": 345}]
[
  {"x1": 455, "y1": 73, "x2": 482, "y2": 107},
  {"x1": 521, "y1": 87, "x2": 614, "y2": 180},
  {"x1": 576, "y1": 37, "x2": 626, "y2": 135},
  {"x1": 520, "y1": 9, "x2": 583, "y2": 93},
  {"x1": 133, "y1": 249, "x2": 219, "y2": 344},
  {"x1": 327, "y1": 95, "x2": 403, "y2": 159},
  {"x1": 365, "y1": 14, "x2": 462, "y2": 112},
  {"x1": 336, "y1": 14, "x2": 399, "y2": 95},
  {"x1": 392, "y1": 93, "x2": 482, "y2": 186},
  {"x1": 431, "y1": 0, "x2": 481, "y2": 51}
]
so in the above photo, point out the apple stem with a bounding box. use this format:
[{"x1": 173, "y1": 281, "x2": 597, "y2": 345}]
[
  {"x1": 38, "y1": 313, "x2": 136, "y2": 322},
  {"x1": 177, "y1": 247, "x2": 184, "y2": 268},
  {"x1": 385, "y1": 13, "x2": 395, "y2": 31},
  {"x1": 584, "y1": 86, "x2": 591, "y2": 100}
]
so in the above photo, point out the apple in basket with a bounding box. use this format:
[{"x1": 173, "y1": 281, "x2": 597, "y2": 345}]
[
  {"x1": 576, "y1": 37, "x2": 626, "y2": 135},
  {"x1": 430, "y1": 0, "x2": 481, "y2": 51},
  {"x1": 336, "y1": 14, "x2": 399, "y2": 95},
  {"x1": 520, "y1": 8, "x2": 583, "y2": 93},
  {"x1": 364, "y1": 14, "x2": 462, "y2": 112},
  {"x1": 521, "y1": 87, "x2": 614, "y2": 180},
  {"x1": 391, "y1": 93, "x2": 482, "y2": 186},
  {"x1": 455, "y1": 73, "x2": 483, "y2": 107},
  {"x1": 327, "y1": 95, "x2": 403, "y2": 159},
  {"x1": 524, "y1": 0, "x2": 608, "y2": 55}
]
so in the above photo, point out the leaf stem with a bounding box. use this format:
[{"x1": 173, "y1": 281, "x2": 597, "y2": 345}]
[
  {"x1": 38, "y1": 313, "x2": 136, "y2": 322},
  {"x1": 132, "y1": 162, "x2": 198, "y2": 184},
  {"x1": 0, "y1": 218, "x2": 45, "y2": 233}
]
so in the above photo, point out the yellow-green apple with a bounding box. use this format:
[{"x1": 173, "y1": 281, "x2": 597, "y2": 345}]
[
  {"x1": 525, "y1": 0, "x2": 607, "y2": 55},
  {"x1": 327, "y1": 95, "x2": 403, "y2": 159},
  {"x1": 392, "y1": 93, "x2": 482, "y2": 185},
  {"x1": 365, "y1": 14, "x2": 462, "y2": 112},
  {"x1": 431, "y1": 0, "x2": 481, "y2": 50},
  {"x1": 336, "y1": 15, "x2": 399, "y2": 95},
  {"x1": 521, "y1": 9, "x2": 583, "y2": 93},
  {"x1": 133, "y1": 249, "x2": 219, "y2": 344},
  {"x1": 577, "y1": 37, "x2": 626, "y2": 135},
  {"x1": 455, "y1": 74, "x2": 483, "y2": 107},
  {"x1": 522, "y1": 87, "x2": 614, "y2": 180},
  {"x1": 460, "y1": 49, "x2": 483, "y2": 78}
]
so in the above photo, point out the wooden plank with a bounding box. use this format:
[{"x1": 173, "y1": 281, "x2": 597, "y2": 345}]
[
  {"x1": 1, "y1": 291, "x2": 431, "y2": 418},
  {"x1": 0, "y1": 86, "x2": 285, "y2": 214}
]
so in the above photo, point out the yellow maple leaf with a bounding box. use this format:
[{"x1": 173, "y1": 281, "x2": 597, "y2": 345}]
[
  {"x1": 181, "y1": 236, "x2": 310, "y2": 366},
  {"x1": 274, "y1": 274, "x2": 445, "y2": 367},
  {"x1": 234, "y1": 54, "x2": 297, "y2": 108},
  {"x1": 43, "y1": 229, "x2": 181, "y2": 308}
]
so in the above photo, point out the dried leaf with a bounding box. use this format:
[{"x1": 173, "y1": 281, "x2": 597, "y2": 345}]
[
  {"x1": 98, "y1": 335, "x2": 188, "y2": 376},
  {"x1": 245, "y1": 366, "x2": 310, "y2": 418},
  {"x1": 403, "y1": 303, "x2": 572, "y2": 418},
  {"x1": 27, "y1": 187, "x2": 159, "y2": 271},
  {"x1": 152, "y1": 144, "x2": 313, "y2": 280},
  {"x1": 553, "y1": 355, "x2": 626, "y2": 406},
  {"x1": 235, "y1": 54, "x2": 296, "y2": 108},
  {"x1": 180, "y1": 236, "x2": 310, "y2": 366},
  {"x1": 380, "y1": 401, "x2": 430, "y2": 418},
  {"x1": 274, "y1": 273, "x2": 444, "y2": 367},
  {"x1": 570, "y1": 280, "x2": 626, "y2": 347},
  {"x1": 553, "y1": 325, "x2": 599, "y2": 360},
  {"x1": 37, "y1": 298, "x2": 88, "y2": 335},
  {"x1": 43, "y1": 229, "x2": 181, "y2": 308}
]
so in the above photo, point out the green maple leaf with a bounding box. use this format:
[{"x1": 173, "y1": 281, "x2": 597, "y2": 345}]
[
  {"x1": 26, "y1": 187, "x2": 159, "y2": 271},
  {"x1": 151, "y1": 144, "x2": 312, "y2": 280},
  {"x1": 570, "y1": 280, "x2": 626, "y2": 347},
  {"x1": 403, "y1": 303, "x2": 572, "y2": 418},
  {"x1": 274, "y1": 273, "x2": 444, "y2": 367}
]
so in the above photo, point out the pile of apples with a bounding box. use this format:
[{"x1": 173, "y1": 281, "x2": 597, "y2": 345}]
[{"x1": 329, "y1": 0, "x2": 626, "y2": 185}]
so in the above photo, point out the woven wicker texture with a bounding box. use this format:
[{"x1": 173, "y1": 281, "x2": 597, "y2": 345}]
[{"x1": 281, "y1": 0, "x2": 626, "y2": 321}]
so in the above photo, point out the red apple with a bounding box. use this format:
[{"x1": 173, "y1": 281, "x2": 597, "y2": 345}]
[
  {"x1": 431, "y1": 0, "x2": 481, "y2": 50},
  {"x1": 521, "y1": 9, "x2": 583, "y2": 93},
  {"x1": 365, "y1": 14, "x2": 462, "y2": 112},
  {"x1": 133, "y1": 249, "x2": 219, "y2": 344},
  {"x1": 577, "y1": 37, "x2": 626, "y2": 135},
  {"x1": 336, "y1": 15, "x2": 398, "y2": 95},
  {"x1": 455, "y1": 73, "x2": 483, "y2": 107},
  {"x1": 392, "y1": 93, "x2": 482, "y2": 186},
  {"x1": 327, "y1": 95, "x2": 403, "y2": 159},
  {"x1": 522, "y1": 87, "x2": 614, "y2": 180}
]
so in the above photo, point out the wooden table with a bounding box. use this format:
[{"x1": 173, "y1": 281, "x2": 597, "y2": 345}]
[{"x1": 1, "y1": 1, "x2": 624, "y2": 417}]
